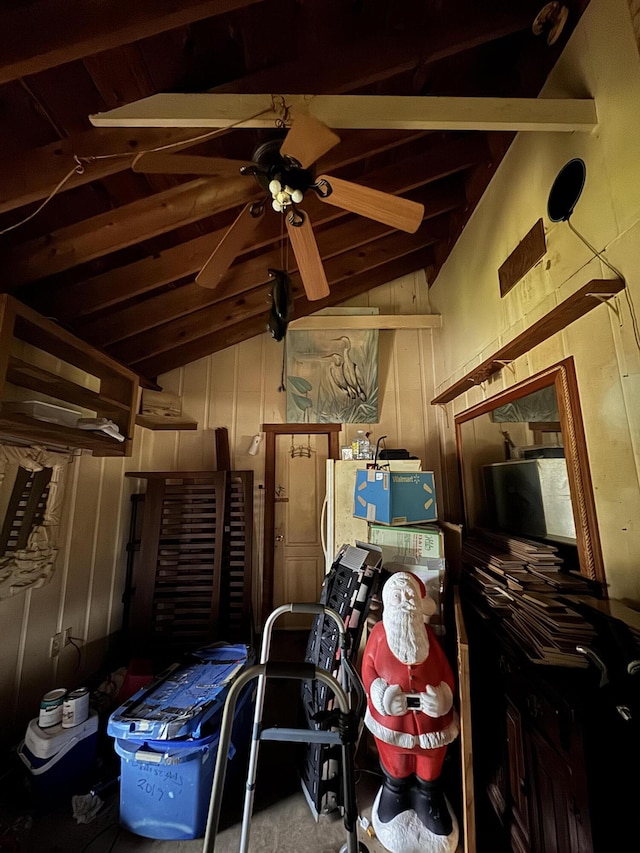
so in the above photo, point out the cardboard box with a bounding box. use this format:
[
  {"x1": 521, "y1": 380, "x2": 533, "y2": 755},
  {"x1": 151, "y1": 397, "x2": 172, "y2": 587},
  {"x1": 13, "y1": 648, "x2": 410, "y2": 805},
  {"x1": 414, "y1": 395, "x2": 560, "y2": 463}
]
[
  {"x1": 354, "y1": 470, "x2": 437, "y2": 526},
  {"x1": 368, "y1": 523, "x2": 444, "y2": 563}
]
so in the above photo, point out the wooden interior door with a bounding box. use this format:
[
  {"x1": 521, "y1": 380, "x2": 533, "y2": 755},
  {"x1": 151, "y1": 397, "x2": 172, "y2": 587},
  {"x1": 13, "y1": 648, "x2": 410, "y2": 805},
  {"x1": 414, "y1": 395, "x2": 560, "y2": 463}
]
[
  {"x1": 272, "y1": 434, "x2": 328, "y2": 629},
  {"x1": 261, "y1": 423, "x2": 341, "y2": 624}
]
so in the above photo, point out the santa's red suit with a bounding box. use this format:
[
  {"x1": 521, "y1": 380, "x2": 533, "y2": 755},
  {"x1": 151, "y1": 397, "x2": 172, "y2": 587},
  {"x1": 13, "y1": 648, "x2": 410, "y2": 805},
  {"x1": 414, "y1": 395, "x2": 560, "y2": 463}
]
[{"x1": 362, "y1": 615, "x2": 459, "y2": 780}]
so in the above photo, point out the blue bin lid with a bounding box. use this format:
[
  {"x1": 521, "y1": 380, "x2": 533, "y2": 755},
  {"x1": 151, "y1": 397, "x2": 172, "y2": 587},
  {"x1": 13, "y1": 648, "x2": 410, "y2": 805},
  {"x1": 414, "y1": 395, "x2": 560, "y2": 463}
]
[{"x1": 108, "y1": 643, "x2": 252, "y2": 741}]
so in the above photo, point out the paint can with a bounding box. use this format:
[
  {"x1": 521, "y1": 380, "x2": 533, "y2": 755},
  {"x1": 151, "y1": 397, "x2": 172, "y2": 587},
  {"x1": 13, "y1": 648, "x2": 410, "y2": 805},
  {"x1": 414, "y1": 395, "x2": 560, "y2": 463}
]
[
  {"x1": 62, "y1": 687, "x2": 90, "y2": 728},
  {"x1": 39, "y1": 688, "x2": 67, "y2": 729}
]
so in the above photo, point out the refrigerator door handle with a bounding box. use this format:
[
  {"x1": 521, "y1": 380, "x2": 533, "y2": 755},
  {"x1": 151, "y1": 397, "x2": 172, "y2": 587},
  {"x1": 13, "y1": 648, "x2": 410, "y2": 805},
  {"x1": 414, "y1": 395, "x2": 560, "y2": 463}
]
[{"x1": 320, "y1": 494, "x2": 328, "y2": 564}]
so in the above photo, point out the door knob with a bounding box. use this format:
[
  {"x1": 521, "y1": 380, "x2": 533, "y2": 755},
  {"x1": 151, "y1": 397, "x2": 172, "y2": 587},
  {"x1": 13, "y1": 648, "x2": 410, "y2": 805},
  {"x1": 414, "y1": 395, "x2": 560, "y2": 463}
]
[{"x1": 275, "y1": 534, "x2": 285, "y2": 542}]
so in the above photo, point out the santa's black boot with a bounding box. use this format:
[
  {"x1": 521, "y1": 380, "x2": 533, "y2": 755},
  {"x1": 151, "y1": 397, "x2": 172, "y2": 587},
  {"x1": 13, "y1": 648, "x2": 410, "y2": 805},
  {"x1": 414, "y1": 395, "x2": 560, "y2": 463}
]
[
  {"x1": 376, "y1": 772, "x2": 413, "y2": 823},
  {"x1": 412, "y1": 777, "x2": 453, "y2": 836}
]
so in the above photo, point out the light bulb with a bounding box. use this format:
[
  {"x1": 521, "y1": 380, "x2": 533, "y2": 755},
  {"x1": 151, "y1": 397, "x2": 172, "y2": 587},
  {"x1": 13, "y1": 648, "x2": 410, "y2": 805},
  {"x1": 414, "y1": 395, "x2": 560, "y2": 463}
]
[
  {"x1": 272, "y1": 199, "x2": 283, "y2": 212},
  {"x1": 269, "y1": 179, "x2": 281, "y2": 196},
  {"x1": 290, "y1": 189, "x2": 303, "y2": 203}
]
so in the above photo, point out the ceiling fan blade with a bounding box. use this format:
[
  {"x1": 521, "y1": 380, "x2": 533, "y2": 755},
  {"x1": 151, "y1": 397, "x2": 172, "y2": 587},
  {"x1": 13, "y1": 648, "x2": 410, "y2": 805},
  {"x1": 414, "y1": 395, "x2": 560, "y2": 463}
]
[
  {"x1": 286, "y1": 211, "x2": 330, "y2": 302},
  {"x1": 196, "y1": 203, "x2": 265, "y2": 290},
  {"x1": 132, "y1": 152, "x2": 251, "y2": 176},
  {"x1": 279, "y1": 113, "x2": 340, "y2": 169},
  {"x1": 315, "y1": 173, "x2": 424, "y2": 233}
]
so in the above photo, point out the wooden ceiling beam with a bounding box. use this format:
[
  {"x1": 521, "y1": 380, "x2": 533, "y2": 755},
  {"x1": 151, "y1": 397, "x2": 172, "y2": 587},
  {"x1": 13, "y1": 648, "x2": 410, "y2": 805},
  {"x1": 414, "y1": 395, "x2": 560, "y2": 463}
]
[
  {"x1": 0, "y1": 128, "x2": 217, "y2": 216},
  {"x1": 0, "y1": 0, "x2": 264, "y2": 86},
  {"x1": 1, "y1": 177, "x2": 259, "y2": 287},
  {"x1": 132, "y1": 248, "x2": 436, "y2": 378},
  {"x1": 15, "y1": 132, "x2": 483, "y2": 290},
  {"x1": 84, "y1": 208, "x2": 452, "y2": 347},
  {"x1": 55, "y1": 181, "x2": 463, "y2": 336},
  {"x1": 35, "y1": 130, "x2": 431, "y2": 318},
  {"x1": 46, "y1": 179, "x2": 466, "y2": 326},
  {"x1": 109, "y1": 231, "x2": 439, "y2": 364},
  {"x1": 90, "y1": 93, "x2": 597, "y2": 133},
  {"x1": 7, "y1": 129, "x2": 463, "y2": 287},
  {"x1": 0, "y1": 1, "x2": 530, "y2": 214},
  {"x1": 166, "y1": 7, "x2": 540, "y2": 97}
]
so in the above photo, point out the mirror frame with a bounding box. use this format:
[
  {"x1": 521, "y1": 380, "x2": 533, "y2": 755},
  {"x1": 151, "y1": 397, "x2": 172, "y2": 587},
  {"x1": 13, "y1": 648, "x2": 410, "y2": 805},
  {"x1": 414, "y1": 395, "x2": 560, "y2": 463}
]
[{"x1": 454, "y1": 357, "x2": 605, "y2": 587}]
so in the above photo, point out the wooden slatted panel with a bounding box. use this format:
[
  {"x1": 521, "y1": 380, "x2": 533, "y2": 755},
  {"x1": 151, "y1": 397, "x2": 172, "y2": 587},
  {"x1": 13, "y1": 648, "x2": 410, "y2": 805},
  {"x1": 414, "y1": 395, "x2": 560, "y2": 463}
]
[
  {"x1": 151, "y1": 477, "x2": 226, "y2": 656},
  {"x1": 128, "y1": 471, "x2": 227, "y2": 660},
  {"x1": 218, "y1": 471, "x2": 253, "y2": 642},
  {"x1": 0, "y1": 467, "x2": 51, "y2": 554}
]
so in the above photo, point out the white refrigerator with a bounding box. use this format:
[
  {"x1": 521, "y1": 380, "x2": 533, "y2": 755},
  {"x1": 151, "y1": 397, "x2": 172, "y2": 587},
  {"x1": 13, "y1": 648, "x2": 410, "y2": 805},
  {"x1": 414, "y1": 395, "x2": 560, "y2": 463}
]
[{"x1": 321, "y1": 460, "x2": 369, "y2": 572}]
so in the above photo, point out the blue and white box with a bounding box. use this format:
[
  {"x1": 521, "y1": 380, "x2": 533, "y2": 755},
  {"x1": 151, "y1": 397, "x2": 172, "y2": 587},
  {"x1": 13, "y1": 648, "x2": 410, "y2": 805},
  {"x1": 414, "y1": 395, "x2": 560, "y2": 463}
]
[{"x1": 354, "y1": 469, "x2": 437, "y2": 526}]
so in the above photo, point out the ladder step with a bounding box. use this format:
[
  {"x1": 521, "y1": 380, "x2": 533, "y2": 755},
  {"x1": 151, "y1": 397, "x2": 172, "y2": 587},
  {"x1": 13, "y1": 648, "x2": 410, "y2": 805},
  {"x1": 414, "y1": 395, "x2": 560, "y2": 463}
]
[{"x1": 259, "y1": 726, "x2": 342, "y2": 744}]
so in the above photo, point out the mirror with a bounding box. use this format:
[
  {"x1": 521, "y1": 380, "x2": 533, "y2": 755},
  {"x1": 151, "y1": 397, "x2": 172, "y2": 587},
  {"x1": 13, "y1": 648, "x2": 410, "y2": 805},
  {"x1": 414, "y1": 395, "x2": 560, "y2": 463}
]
[
  {"x1": 455, "y1": 358, "x2": 605, "y2": 586},
  {"x1": 0, "y1": 444, "x2": 71, "y2": 599}
]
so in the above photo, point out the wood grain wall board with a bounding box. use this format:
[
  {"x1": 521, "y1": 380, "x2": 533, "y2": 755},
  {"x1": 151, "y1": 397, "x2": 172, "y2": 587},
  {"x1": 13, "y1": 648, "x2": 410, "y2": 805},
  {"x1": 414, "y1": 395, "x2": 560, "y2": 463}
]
[
  {"x1": 431, "y1": 279, "x2": 625, "y2": 405},
  {"x1": 498, "y1": 218, "x2": 547, "y2": 298}
]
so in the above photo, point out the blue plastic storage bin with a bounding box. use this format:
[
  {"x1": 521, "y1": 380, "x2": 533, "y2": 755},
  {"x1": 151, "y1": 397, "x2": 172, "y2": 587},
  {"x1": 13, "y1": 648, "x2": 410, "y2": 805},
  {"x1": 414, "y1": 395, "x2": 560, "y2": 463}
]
[
  {"x1": 114, "y1": 683, "x2": 253, "y2": 840},
  {"x1": 108, "y1": 644, "x2": 254, "y2": 840}
]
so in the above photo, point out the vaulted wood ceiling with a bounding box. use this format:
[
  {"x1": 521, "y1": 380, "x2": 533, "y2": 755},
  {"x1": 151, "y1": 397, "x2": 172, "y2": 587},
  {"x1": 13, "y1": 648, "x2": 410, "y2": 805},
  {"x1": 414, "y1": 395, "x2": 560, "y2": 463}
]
[{"x1": 0, "y1": 0, "x2": 590, "y2": 384}]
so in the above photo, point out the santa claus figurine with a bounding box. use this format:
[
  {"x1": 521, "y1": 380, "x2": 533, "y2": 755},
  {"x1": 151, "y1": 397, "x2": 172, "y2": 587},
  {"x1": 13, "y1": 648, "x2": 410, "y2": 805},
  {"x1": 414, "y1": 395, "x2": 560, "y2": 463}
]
[{"x1": 362, "y1": 571, "x2": 459, "y2": 852}]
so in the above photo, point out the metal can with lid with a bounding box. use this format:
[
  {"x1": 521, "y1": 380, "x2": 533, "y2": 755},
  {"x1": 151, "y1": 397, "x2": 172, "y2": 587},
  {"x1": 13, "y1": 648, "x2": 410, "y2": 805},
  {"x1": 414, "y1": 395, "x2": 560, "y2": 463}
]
[
  {"x1": 39, "y1": 688, "x2": 67, "y2": 728},
  {"x1": 62, "y1": 687, "x2": 90, "y2": 728}
]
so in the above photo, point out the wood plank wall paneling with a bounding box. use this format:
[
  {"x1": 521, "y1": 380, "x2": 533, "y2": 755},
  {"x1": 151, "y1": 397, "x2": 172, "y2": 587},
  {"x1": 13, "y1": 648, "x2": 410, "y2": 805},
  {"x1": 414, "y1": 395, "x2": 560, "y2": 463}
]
[
  {"x1": 430, "y1": 0, "x2": 640, "y2": 602},
  {"x1": 151, "y1": 270, "x2": 439, "y2": 627},
  {"x1": 0, "y1": 426, "x2": 150, "y2": 749},
  {"x1": 1, "y1": 269, "x2": 437, "y2": 744}
]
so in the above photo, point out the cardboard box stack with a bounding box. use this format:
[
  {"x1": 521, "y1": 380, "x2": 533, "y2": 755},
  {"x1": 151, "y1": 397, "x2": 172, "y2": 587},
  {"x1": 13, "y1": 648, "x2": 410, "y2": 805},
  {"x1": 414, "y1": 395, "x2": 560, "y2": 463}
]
[{"x1": 352, "y1": 463, "x2": 448, "y2": 635}]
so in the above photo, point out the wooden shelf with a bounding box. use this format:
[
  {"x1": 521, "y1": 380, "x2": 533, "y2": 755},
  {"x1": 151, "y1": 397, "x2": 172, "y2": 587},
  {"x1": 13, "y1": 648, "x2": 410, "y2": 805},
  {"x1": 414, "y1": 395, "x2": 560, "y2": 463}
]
[
  {"x1": 0, "y1": 413, "x2": 127, "y2": 455},
  {"x1": 431, "y1": 279, "x2": 624, "y2": 406},
  {"x1": 0, "y1": 295, "x2": 138, "y2": 456},
  {"x1": 8, "y1": 358, "x2": 131, "y2": 414},
  {"x1": 135, "y1": 414, "x2": 198, "y2": 430}
]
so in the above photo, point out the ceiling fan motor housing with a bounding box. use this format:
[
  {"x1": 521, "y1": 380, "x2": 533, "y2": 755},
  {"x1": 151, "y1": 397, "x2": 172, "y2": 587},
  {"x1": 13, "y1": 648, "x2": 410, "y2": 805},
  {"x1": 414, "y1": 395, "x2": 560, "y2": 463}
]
[{"x1": 245, "y1": 138, "x2": 316, "y2": 197}]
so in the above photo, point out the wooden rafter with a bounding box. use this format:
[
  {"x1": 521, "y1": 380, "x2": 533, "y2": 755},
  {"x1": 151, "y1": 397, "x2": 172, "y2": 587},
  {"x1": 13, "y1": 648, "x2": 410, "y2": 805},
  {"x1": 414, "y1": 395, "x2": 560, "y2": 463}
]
[
  {"x1": 10, "y1": 134, "x2": 486, "y2": 289},
  {"x1": 81, "y1": 203, "x2": 454, "y2": 348},
  {"x1": 131, "y1": 248, "x2": 437, "y2": 378},
  {"x1": 0, "y1": 0, "x2": 264, "y2": 86}
]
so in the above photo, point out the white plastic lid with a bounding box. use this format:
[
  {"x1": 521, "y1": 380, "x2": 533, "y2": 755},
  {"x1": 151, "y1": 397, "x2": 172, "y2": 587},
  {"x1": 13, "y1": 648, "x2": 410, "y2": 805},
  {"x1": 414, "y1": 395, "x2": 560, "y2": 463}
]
[{"x1": 24, "y1": 709, "x2": 99, "y2": 759}]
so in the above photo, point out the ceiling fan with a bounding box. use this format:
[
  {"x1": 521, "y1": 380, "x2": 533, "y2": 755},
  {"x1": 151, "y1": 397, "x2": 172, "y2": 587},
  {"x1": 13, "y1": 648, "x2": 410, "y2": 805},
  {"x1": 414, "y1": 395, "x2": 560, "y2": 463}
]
[{"x1": 128, "y1": 112, "x2": 425, "y2": 302}]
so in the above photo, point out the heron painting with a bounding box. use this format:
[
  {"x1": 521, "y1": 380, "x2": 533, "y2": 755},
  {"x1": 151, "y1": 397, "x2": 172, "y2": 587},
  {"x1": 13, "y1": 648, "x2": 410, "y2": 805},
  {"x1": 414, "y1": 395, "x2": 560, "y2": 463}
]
[{"x1": 285, "y1": 325, "x2": 379, "y2": 424}]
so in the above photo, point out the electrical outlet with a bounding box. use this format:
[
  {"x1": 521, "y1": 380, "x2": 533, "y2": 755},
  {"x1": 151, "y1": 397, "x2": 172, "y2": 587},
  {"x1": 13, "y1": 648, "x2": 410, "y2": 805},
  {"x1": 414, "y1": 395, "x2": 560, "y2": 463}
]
[
  {"x1": 50, "y1": 632, "x2": 63, "y2": 658},
  {"x1": 64, "y1": 627, "x2": 73, "y2": 646}
]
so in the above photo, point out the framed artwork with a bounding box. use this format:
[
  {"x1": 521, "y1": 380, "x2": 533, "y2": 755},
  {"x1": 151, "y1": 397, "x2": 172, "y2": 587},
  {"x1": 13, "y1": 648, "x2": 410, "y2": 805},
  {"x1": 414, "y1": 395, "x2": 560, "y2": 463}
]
[{"x1": 286, "y1": 326, "x2": 379, "y2": 424}]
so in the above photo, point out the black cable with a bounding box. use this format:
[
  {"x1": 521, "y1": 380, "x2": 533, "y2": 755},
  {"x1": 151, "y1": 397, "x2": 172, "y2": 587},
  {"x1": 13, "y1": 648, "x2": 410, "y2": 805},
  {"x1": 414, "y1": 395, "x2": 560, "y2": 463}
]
[
  {"x1": 67, "y1": 636, "x2": 83, "y2": 671},
  {"x1": 568, "y1": 219, "x2": 640, "y2": 350}
]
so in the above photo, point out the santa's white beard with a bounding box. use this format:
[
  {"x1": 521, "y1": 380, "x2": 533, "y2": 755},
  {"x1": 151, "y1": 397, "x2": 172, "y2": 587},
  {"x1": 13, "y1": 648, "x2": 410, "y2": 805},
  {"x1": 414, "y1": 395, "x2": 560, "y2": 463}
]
[{"x1": 383, "y1": 606, "x2": 430, "y2": 664}]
